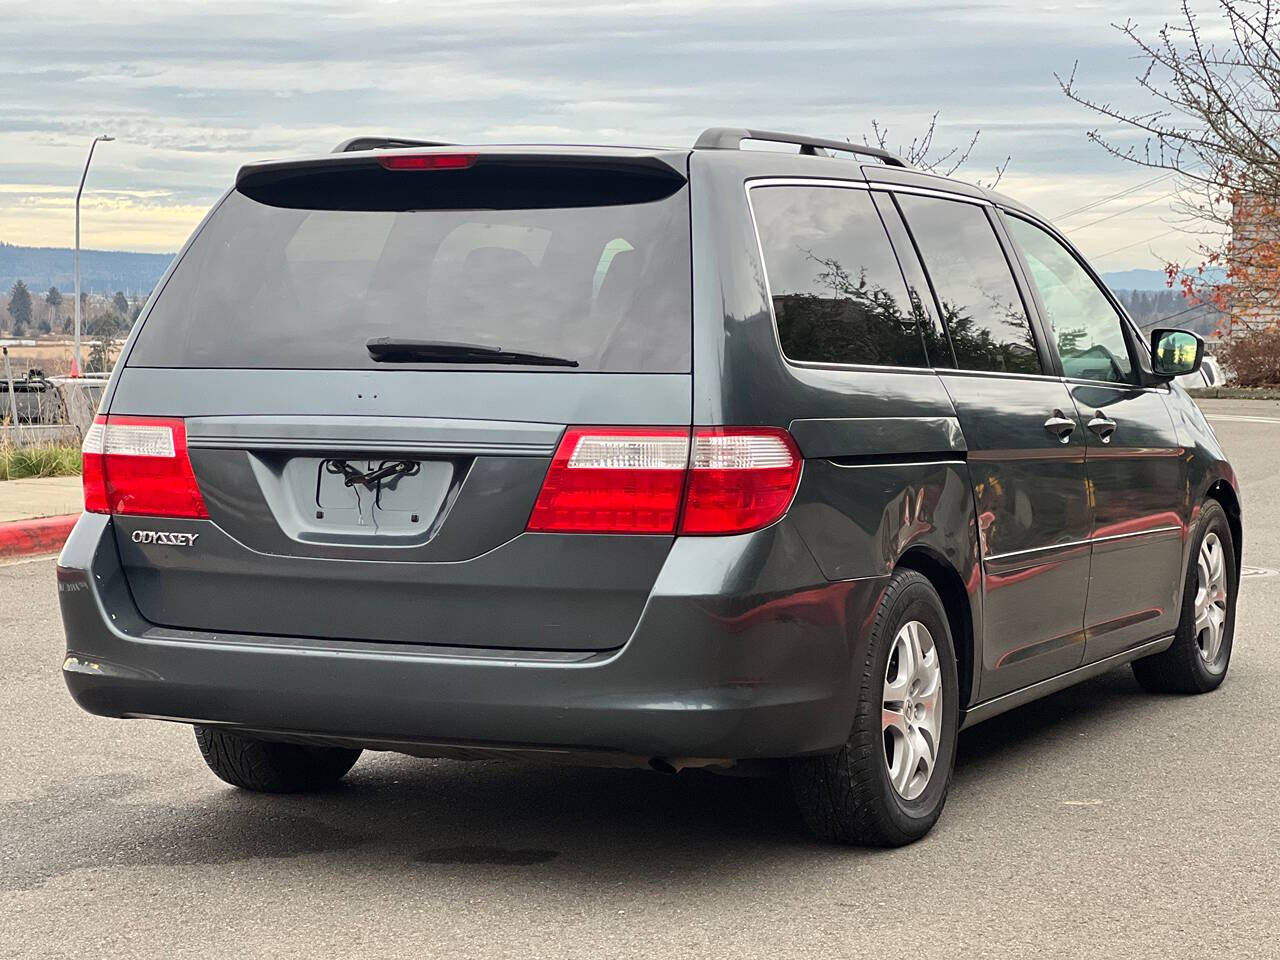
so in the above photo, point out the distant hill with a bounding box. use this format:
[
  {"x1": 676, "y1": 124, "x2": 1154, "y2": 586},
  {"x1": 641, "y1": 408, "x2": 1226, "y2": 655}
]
[
  {"x1": 0, "y1": 242, "x2": 174, "y2": 296},
  {"x1": 1100, "y1": 267, "x2": 1227, "y2": 292}
]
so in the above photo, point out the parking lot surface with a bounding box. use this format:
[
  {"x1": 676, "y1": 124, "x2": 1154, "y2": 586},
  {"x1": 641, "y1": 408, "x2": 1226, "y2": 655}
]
[{"x1": 3, "y1": 399, "x2": 1278, "y2": 959}]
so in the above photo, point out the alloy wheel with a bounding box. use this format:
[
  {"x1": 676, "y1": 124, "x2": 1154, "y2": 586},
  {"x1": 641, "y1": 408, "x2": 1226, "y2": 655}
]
[
  {"x1": 1195, "y1": 531, "x2": 1229, "y2": 667},
  {"x1": 882, "y1": 620, "x2": 943, "y2": 801}
]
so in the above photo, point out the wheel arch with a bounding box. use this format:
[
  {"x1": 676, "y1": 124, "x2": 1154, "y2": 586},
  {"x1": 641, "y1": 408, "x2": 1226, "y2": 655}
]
[
  {"x1": 895, "y1": 546, "x2": 976, "y2": 710},
  {"x1": 1204, "y1": 478, "x2": 1243, "y2": 583}
]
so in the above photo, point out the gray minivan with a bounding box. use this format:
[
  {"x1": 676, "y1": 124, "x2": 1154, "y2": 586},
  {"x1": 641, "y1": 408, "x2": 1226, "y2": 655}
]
[{"x1": 57, "y1": 129, "x2": 1241, "y2": 846}]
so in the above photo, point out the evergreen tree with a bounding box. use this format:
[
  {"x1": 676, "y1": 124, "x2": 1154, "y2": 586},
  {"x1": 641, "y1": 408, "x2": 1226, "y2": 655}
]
[{"x1": 7, "y1": 279, "x2": 32, "y2": 334}]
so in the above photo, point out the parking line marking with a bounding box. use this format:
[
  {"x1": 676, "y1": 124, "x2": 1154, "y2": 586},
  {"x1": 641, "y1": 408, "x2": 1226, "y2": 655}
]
[{"x1": 1206, "y1": 415, "x2": 1280, "y2": 424}]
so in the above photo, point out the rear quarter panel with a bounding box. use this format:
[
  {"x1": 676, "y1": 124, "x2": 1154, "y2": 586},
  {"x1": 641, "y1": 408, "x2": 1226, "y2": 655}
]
[{"x1": 690, "y1": 151, "x2": 984, "y2": 705}]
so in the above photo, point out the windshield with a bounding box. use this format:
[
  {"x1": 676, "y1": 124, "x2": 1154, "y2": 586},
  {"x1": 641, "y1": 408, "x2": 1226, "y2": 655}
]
[{"x1": 129, "y1": 181, "x2": 691, "y2": 372}]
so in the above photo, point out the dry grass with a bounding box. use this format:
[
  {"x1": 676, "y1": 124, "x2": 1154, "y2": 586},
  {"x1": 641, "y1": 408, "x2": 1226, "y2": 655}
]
[{"x1": 0, "y1": 443, "x2": 82, "y2": 481}]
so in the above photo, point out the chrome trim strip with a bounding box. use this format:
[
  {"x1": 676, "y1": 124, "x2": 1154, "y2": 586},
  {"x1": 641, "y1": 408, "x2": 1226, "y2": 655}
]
[
  {"x1": 781, "y1": 359, "x2": 937, "y2": 375},
  {"x1": 938, "y1": 368, "x2": 1064, "y2": 385},
  {"x1": 985, "y1": 525, "x2": 1183, "y2": 563},
  {"x1": 1064, "y1": 376, "x2": 1168, "y2": 394},
  {"x1": 961, "y1": 635, "x2": 1175, "y2": 730},
  {"x1": 827, "y1": 459, "x2": 967, "y2": 470},
  {"x1": 865, "y1": 181, "x2": 993, "y2": 206},
  {"x1": 745, "y1": 176, "x2": 871, "y2": 191}
]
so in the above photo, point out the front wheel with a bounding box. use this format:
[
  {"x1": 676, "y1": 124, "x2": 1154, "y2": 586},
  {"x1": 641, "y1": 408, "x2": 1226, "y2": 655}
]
[
  {"x1": 789, "y1": 569, "x2": 960, "y2": 846},
  {"x1": 1132, "y1": 499, "x2": 1237, "y2": 694}
]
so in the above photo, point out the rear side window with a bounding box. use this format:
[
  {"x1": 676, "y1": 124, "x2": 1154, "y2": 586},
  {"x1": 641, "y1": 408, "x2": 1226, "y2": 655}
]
[
  {"x1": 751, "y1": 185, "x2": 926, "y2": 368},
  {"x1": 896, "y1": 194, "x2": 1042, "y2": 375},
  {"x1": 129, "y1": 167, "x2": 691, "y2": 372}
]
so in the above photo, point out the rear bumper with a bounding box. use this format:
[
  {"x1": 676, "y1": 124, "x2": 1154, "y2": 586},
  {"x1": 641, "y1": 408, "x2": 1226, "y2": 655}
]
[{"x1": 57, "y1": 513, "x2": 886, "y2": 762}]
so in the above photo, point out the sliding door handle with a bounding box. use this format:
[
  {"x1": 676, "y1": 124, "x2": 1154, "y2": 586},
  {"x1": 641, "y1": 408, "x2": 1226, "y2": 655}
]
[
  {"x1": 1044, "y1": 410, "x2": 1075, "y2": 443},
  {"x1": 1087, "y1": 412, "x2": 1117, "y2": 443}
]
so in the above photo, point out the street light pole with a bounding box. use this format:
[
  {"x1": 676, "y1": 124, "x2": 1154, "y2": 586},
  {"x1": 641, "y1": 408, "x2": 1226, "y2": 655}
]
[{"x1": 74, "y1": 135, "x2": 114, "y2": 377}]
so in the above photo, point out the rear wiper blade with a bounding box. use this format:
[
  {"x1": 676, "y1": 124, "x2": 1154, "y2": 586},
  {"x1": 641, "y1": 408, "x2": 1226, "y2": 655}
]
[{"x1": 365, "y1": 337, "x2": 579, "y2": 367}]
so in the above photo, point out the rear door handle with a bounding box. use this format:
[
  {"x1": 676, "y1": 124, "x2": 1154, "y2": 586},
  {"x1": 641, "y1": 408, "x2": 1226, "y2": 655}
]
[
  {"x1": 1087, "y1": 412, "x2": 1117, "y2": 443},
  {"x1": 1043, "y1": 410, "x2": 1075, "y2": 443}
]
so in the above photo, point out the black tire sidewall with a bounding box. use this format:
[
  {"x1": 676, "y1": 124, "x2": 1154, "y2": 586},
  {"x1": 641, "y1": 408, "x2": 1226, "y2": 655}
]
[
  {"x1": 860, "y1": 577, "x2": 960, "y2": 834},
  {"x1": 1181, "y1": 501, "x2": 1237, "y2": 682}
]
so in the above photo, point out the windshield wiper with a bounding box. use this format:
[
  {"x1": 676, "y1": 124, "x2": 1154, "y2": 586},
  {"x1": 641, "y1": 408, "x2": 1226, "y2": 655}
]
[{"x1": 365, "y1": 337, "x2": 579, "y2": 367}]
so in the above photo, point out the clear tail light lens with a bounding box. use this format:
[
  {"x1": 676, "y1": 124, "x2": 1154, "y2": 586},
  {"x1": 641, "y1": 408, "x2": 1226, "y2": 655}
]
[
  {"x1": 82, "y1": 415, "x2": 209, "y2": 518},
  {"x1": 527, "y1": 426, "x2": 801, "y2": 536},
  {"x1": 679, "y1": 428, "x2": 802, "y2": 535}
]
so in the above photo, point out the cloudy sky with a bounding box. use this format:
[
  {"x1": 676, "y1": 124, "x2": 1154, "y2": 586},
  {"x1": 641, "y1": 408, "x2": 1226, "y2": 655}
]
[{"x1": 0, "y1": 0, "x2": 1215, "y2": 270}]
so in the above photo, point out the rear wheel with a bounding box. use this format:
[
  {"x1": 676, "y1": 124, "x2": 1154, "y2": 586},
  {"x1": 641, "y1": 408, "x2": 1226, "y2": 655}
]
[
  {"x1": 789, "y1": 569, "x2": 959, "y2": 846},
  {"x1": 194, "y1": 726, "x2": 361, "y2": 793},
  {"x1": 1132, "y1": 499, "x2": 1237, "y2": 694}
]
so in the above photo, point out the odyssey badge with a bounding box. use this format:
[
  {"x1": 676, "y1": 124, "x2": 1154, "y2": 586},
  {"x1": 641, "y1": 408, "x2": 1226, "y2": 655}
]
[{"x1": 131, "y1": 530, "x2": 200, "y2": 547}]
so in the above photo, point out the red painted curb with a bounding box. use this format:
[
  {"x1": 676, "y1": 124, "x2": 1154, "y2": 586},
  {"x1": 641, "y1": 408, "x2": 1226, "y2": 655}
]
[{"x1": 0, "y1": 514, "x2": 80, "y2": 559}]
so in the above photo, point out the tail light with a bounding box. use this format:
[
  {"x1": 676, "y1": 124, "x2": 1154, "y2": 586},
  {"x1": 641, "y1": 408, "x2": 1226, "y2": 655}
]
[
  {"x1": 527, "y1": 426, "x2": 801, "y2": 536},
  {"x1": 82, "y1": 415, "x2": 208, "y2": 518},
  {"x1": 679, "y1": 428, "x2": 803, "y2": 534},
  {"x1": 527, "y1": 427, "x2": 689, "y2": 534}
]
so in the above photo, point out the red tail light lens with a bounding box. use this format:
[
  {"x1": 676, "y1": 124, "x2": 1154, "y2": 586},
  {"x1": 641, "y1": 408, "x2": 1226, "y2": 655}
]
[
  {"x1": 679, "y1": 428, "x2": 802, "y2": 534},
  {"x1": 82, "y1": 415, "x2": 209, "y2": 519},
  {"x1": 527, "y1": 427, "x2": 690, "y2": 533},
  {"x1": 527, "y1": 426, "x2": 802, "y2": 536},
  {"x1": 378, "y1": 153, "x2": 478, "y2": 171}
]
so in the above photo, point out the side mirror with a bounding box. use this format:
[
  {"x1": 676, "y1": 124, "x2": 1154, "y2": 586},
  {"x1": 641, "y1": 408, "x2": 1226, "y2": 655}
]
[{"x1": 1150, "y1": 328, "x2": 1205, "y2": 379}]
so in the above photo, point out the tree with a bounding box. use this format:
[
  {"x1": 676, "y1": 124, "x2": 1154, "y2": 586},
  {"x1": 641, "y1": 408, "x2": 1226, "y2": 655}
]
[
  {"x1": 864, "y1": 112, "x2": 1012, "y2": 188},
  {"x1": 7, "y1": 279, "x2": 32, "y2": 334},
  {"x1": 86, "y1": 313, "x2": 119, "y2": 373},
  {"x1": 1059, "y1": 1, "x2": 1280, "y2": 342},
  {"x1": 111, "y1": 291, "x2": 129, "y2": 317},
  {"x1": 45, "y1": 286, "x2": 63, "y2": 334}
]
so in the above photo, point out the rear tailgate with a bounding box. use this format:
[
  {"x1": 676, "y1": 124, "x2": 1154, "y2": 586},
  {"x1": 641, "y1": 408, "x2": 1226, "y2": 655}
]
[{"x1": 106, "y1": 148, "x2": 692, "y2": 652}]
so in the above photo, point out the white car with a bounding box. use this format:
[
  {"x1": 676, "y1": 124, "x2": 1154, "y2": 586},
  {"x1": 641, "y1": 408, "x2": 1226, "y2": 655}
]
[{"x1": 1179, "y1": 354, "x2": 1221, "y2": 389}]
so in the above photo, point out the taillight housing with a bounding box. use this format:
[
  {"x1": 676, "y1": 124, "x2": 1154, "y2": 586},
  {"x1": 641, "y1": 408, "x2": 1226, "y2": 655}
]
[
  {"x1": 679, "y1": 427, "x2": 803, "y2": 535},
  {"x1": 527, "y1": 426, "x2": 801, "y2": 536},
  {"x1": 82, "y1": 415, "x2": 209, "y2": 518},
  {"x1": 527, "y1": 427, "x2": 690, "y2": 534}
]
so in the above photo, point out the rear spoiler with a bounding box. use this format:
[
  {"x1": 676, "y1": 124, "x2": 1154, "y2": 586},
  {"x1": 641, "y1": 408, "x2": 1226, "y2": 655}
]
[
  {"x1": 331, "y1": 136, "x2": 454, "y2": 153},
  {"x1": 234, "y1": 148, "x2": 689, "y2": 211}
]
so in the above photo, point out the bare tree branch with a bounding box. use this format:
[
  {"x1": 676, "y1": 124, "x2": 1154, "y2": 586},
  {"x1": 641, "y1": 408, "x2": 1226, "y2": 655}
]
[
  {"x1": 860, "y1": 113, "x2": 1008, "y2": 188},
  {"x1": 1061, "y1": 1, "x2": 1280, "y2": 338}
]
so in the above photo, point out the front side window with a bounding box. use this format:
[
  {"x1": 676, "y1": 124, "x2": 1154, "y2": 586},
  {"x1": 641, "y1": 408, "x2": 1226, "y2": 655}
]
[
  {"x1": 751, "y1": 185, "x2": 926, "y2": 368},
  {"x1": 1005, "y1": 216, "x2": 1134, "y2": 384},
  {"x1": 896, "y1": 194, "x2": 1042, "y2": 375}
]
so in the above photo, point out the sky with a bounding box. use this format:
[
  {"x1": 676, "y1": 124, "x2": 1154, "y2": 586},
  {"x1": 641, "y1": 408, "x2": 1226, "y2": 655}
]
[{"x1": 0, "y1": 0, "x2": 1222, "y2": 271}]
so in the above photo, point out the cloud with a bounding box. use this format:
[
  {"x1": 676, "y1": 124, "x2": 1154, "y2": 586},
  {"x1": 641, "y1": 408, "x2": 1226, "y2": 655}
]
[{"x1": 0, "y1": 0, "x2": 1199, "y2": 265}]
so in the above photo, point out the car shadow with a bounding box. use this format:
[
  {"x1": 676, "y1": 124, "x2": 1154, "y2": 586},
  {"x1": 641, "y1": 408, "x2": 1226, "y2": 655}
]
[{"x1": 6, "y1": 665, "x2": 1180, "y2": 891}]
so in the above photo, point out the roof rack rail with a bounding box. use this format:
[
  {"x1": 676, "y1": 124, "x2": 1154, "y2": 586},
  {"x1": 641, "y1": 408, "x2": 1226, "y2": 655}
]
[
  {"x1": 693, "y1": 127, "x2": 907, "y2": 167},
  {"x1": 331, "y1": 136, "x2": 455, "y2": 154}
]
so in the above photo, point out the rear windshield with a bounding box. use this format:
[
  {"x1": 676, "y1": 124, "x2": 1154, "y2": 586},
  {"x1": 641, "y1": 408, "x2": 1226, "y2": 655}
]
[{"x1": 129, "y1": 166, "x2": 691, "y2": 372}]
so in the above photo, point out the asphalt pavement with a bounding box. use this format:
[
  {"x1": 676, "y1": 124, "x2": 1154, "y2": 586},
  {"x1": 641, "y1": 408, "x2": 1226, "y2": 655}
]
[{"x1": 2, "y1": 399, "x2": 1279, "y2": 959}]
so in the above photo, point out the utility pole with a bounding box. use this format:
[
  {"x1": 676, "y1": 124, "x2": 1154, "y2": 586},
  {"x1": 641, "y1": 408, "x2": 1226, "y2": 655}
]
[{"x1": 74, "y1": 134, "x2": 114, "y2": 377}]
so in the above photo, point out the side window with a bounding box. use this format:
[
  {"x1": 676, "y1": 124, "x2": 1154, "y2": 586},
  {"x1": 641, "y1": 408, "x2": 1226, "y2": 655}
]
[
  {"x1": 873, "y1": 193, "x2": 957, "y2": 368},
  {"x1": 751, "y1": 185, "x2": 926, "y2": 368},
  {"x1": 1005, "y1": 216, "x2": 1134, "y2": 384},
  {"x1": 896, "y1": 194, "x2": 1042, "y2": 375}
]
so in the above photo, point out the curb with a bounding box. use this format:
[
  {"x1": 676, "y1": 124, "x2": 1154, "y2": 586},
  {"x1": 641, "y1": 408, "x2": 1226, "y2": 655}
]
[{"x1": 0, "y1": 514, "x2": 79, "y2": 560}]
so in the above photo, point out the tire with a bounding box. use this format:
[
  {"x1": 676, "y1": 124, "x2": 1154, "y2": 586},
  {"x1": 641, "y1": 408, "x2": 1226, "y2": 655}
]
[
  {"x1": 1132, "y1": 499, "x2": 1237, "y2": 694},
  {"x1": 194, "y1": 726, "x2": 361, "y2": 793},
  {"x1": 789, "y1": 569, "x2": 960, "y2": 847}
]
